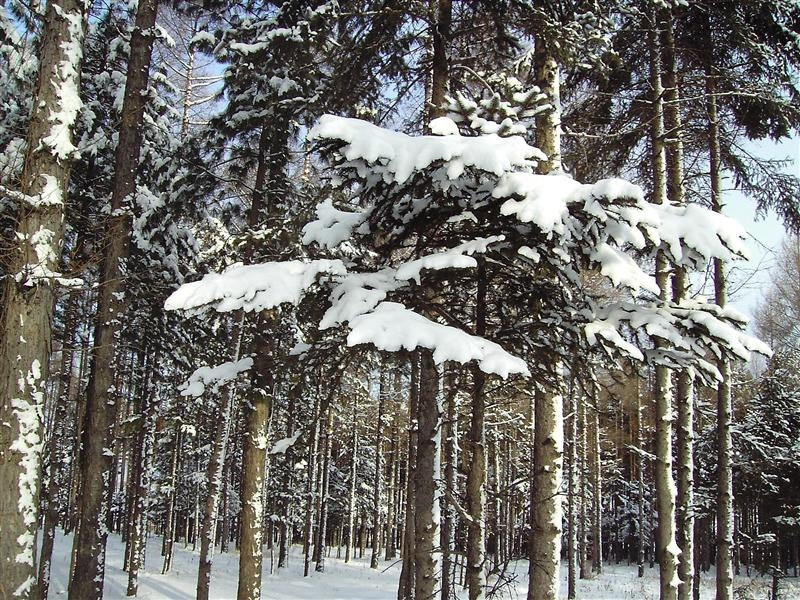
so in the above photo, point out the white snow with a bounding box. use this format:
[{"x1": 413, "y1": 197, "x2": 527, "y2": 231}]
[
  {"x1": 394, "y1": 236, "x2": 504, "y2": 284},
  {"x1": 347, "y1": 302, "x2": 529, "y2": 378},
  {"x1": 41, "y1": 7, "x2": 85, "y2": 161},
  {"x1": 164, "y1": 260, "x2": 346, "y2": 313},
  {"x1": 180, "y1": 357, "x2": 254, "y2": 398},
  {"x1": 301, "y1": 198, "x2": 368, "y2": 248},
  {"x1": 43, "y1": 531, "x2": 793, "y2": 600},
  {"x1": 309, "y1": 114, "x2": 544, "y2": 184},
  {"x1": 270, "y1": 431, "x2": 301, "y2": 455}
]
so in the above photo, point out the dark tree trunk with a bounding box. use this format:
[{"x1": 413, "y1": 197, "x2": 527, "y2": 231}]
[{"x1": 69, "y1": 2, "x2": 159, "y2": 597}]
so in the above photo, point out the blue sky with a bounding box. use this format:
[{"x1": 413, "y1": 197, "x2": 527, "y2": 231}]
[{"x1": 724, "y1": 136, "x2": 799, "y2": 321}]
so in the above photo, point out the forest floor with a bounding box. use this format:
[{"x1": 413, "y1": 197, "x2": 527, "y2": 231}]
[{"x1": 48, "y1": 531, "x2": 799, "y2": 600}]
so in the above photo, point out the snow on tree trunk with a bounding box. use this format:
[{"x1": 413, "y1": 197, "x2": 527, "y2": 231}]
[
  {"x1": 708, "y1": 51, "x2": 734, "y2": 600},
  {"x1": 466, "y1": 258, "x2": 488, "y2": 600},
  {"x1": 661, "y1": 11, "x2": 695, "y2": 599},
  {"x1": 197, "y1": 320, "x2": 244, "y2": 600},
  {"x1": 371, "y1": 368, "x2": 386, "y2": 569},
  {"x1": 649, "y1": 13, "x2": 680, "y2": 600},
  {"x1": 440, "y1": 366, "x2": 458, "y2": 600},
  {"x1": 414, "y1": 350, "x2": 441, "y2": 600},
  {"x1": 237, "y1": 346, "x2": 273, "y2": 599},
  {"x1": 591, "y1": 391, "x2": 602, "y2": 575},
  {"x1": 567, "y1": 377, "x2": 578, "y2": 600},
  {"x1": 0, "y1": 0, "x2": 88, "y2": 596},
  {"x1": 69, "y1": 2, "x2": 159, "y2": 597},
  {"x1": 398, "y1": 356, "x2": 419, "y2": 600},
  {"x1": 529, "y1": 379, "x2": 564, "y2": 600},
  {"x1": 345, "y1": 393, "x2": 359, "y2": 564},
  {"x1": 161, "y1": 424, "x2": 182, "y2": 574},
  {"x1": 314, "y1": 409, "x2": 332, "y2": 574},
  {"x1": 527, "y1": 34, "x2": 565, "y2": 600}
]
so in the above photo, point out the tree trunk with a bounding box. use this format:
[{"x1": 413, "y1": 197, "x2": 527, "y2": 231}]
[
  {"x1": 661, "y1": 11, "x2": 695, "y2": 599},
  {"x1": 236, "y1": 346, "x2": 272, "y2": 599},
  {"x1": 398, "y1": 356, "x2": 419, "y2": 600},
  {"x1": 707, "y1": 43, "x2": 734, "y2": 600},
  {"x1": 37, "y1": 289, "x2": 80, "y2": 600},
  {"x1": 591, "y1": 386, "x2": 603, "y2": 575},
  {"x1": 161, "y1": 424, "x2": 182, "y2": 573},
  {"x1": 440, "y1": 367, "x2": 458, "y2": 600},
  {"x1": 386, "y1": 370, "x2": 400, "y2": 562},
  {"x1": 314, "y1": 410, "x2": 332, "y2": 573},
  {"x1": 567, "y1": 378, "x2": 578, "y2": 599},
  {"x1": 345, "y1": 393, "x2": 359, "y2": 563},
  {"x1": 650, "y1": 11, "x2": 680, "y2": 600},
  {"x1": 371, "y1": 368, "x2": 386, "y2": 569},
  {"x1": 0, "y1": 1, "x2": 88, "y2": 596},
  {"x1": 303, "y1": 395, "x2": 321, "y2": 577},
  {"x1": 529, "y1": 380, "x2": 564, "y2": 600},
  {"x1": 466, "y1": 259, "x2": 488, "y2": 600},
  {"x1": 197, "y1": 320, "x2": 243, "y2": 600},
  {"x1": 414, "y1": 350, "x2": 441, "y2": 600},
  {"x1": 636, "y1": 377, "x2": 646, "y2": 579},
  {"x1": 69, "y1": 1, "x2": 159, "y2": 597}
]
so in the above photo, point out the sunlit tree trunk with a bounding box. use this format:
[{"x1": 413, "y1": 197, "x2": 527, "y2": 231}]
[{"x1": 0, "y1": 1, "x2": 88, "y2": 596}]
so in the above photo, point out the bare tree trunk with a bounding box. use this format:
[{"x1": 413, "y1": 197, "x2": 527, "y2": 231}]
[
  {"x1": 579, "y1": 385, "x2": 590, "y2": 580},
  {"x1": 466, "y1": 258, "x2": 488, "y2": 600},
  {"x1": 386, "y1": 370, "x2": 400, "y2": 562},
  {"x1": 197, "y1": 320, "x2": 243, "y2": 600},
  {"x1": 414, "y1": 350, "x2": 441, "y2": 600},
  {"x1": 371, "y1": 368, "x2": 387, "y2": 569},
  {"x1": 649, "y1": 11, "x2": 680, "y2": 600},
  {"x1": 69, "y1": 2, "x2": 159, "y2": 597},
  {"x1": 345, "y1": 394, "x2": 359, "y2": 563},
  {"x1": 162, "y1": 425, "x2": 182, "y2": 573},
  {"x1": 529, "y1": 380, "x2": 564, "y2": 600},
  {"x1": 126, "y1": 355, "x2": 156, "y2": 597},
  {"x1": 707, "y1": 40, "x2": 734, "y2": 600},
  {"x1": 567, "y1": 378, "x2": 578, "y2": 599},
  {"x1": 440, "y1": 367, "x2": 457, "y2": 600},
  {"x1": 636, "y1": 378, "x2": 646, "y2": 579},
  {"x1": 0, "y1": 1, "x2": 88, "y2": 596},
  {"x1": 398, "y1": 357, "x2": 419, "y2": 600},
  {"x1": 591, "y1": 387, "x2": 603, "y2": 575},
  {"x1": 526, "y1": 29, "x2": 565, "y2": 600},
  {"x1": 38, "y1": 290, "x2": 79, "y2": 600},
  {"x1": 236, "y1": 348, "x2": 272, "y2": 599},
  {"x1": 303, "y1": 395, "x2": 321, "y2": 577},
  {"x1": 314, "y1": 410, "x2": 332, "y2": 574},
  {"x1": 661, "y1": 11, "x2": 695, "y2": 599}
]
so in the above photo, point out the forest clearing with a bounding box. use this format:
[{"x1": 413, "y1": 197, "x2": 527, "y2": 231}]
[{"x1": 1, "y1": 1, "x2": 800, "y2": 600}]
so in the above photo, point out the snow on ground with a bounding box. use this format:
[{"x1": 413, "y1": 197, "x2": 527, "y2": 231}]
[{"x1": 47, "y1": 531, "x2": 798, "y2": 599}]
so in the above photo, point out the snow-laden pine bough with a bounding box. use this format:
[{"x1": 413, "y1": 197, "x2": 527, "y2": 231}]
[
  {"x1": 165, "y1": 112, "x2": 769, "y2": 383},
  {"x1": 164, "y1": 94, "x2": 770, "y2": 600}
]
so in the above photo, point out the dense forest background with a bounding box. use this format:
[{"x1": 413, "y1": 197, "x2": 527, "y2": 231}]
[{"x1": 1, "y1": 1, "x2": 800, "y2": 600}]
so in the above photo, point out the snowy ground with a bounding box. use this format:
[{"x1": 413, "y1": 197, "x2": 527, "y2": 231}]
[{"x1": 48, "y1": 531, "x2": 799, "y2": 599}]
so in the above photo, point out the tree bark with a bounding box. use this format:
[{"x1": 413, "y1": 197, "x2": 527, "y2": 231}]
[
  {"x1": 237, "y1": 348, "x2": 272, "y2": 599},
  {"x1": 371, "y1": 368, "x2": 387, "y2": 569},
  {"x1": 567, "y1": 378, "x2": 578, "y2": 599},
  {"x1": 0, "y1": 1, "x2": 88, "y2": 596},
  {"x1": 529, "y1": 380, "x2": 564, "y2": 600},
  {"x1": 69, "y1": 2, "x2": 159, "y2": 596},
  {"x1": 649, "y1": 11, "x2": 680, "y2": 600},
  {"x1": 197, "y1": 319, "x2": 243, "y2": 600},
  {"x1": 414, "y1": 350, "x2": 441, "y2": 600},
  {"x1": 314, "y1": 409, "x2": 332, "y2": 573},
  {"x1": 707, "y1": 40, "x2": 734, "y2": 600},
  {"x1": 345, "y1": 393, "x2": 359, "y2": 564},
  {"x1": 466, "y1": 258, "x2": 488, "y2": 600},
  {"x1": 661, "y1": 11, "x2": 695, "y2": 599},
  {"x1": 398, "y1": 356, "x2": 419, "y2": 600}
]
